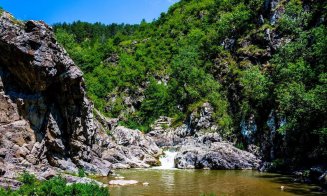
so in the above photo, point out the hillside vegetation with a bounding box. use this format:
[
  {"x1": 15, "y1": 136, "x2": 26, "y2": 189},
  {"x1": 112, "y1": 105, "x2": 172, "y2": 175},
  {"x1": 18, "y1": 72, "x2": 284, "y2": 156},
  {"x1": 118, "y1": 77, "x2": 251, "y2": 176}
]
[{"x1": 54, "y1": 0, "x2": 327, "y2": 168}]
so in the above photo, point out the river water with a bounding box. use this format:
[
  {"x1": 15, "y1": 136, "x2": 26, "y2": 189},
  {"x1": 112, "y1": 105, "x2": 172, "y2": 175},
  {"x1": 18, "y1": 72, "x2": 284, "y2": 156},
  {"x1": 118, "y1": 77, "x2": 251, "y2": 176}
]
[
  {"x1": 97, "y1": 150, "x2": 324, "y2": 196},
  {"x1": 98, "y1": 169, "x2": 324, "y2": 196}
]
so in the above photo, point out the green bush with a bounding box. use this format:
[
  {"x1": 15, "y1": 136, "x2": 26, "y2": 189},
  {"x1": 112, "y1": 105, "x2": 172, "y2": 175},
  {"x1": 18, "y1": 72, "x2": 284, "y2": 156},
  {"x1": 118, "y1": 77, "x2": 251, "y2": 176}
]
[
  {"x1": 78, "y1": 168, "x2": 86, "y2": 177},
  {"x1": 0, "y1": 173, "x2": 109, "y2": 196},
  {"x1": 235, "y1": 142, "x2": 245, "y2": 150},
  {"x1": 18, "y1": 171, "x2": 37, "y2": 185}
]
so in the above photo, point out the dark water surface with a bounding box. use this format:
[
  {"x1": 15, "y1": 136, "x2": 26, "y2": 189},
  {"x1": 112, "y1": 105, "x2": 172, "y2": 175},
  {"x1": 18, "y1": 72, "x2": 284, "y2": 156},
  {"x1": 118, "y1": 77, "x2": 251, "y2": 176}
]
[{"x1": 97, "y1": 169, "x2": 324, "y2": 196}]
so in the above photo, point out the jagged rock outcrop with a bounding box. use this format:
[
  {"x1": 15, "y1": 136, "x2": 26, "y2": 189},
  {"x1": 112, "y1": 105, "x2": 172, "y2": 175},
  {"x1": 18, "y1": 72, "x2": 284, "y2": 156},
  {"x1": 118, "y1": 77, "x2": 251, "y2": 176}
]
[
  {"x1": 147, "y1": 111, "x2": 260, "y2": 170},
  {"x1": 93, "y1": 124, "x2": 161, "y2": 169},
  {"x1": 189, "y1": 102, "x2": 219, "y2": 132},
  {"x1": 148, "y1": 103, "x2": 221, "y2": 147},
  {"x1": 148, "y1": 116, "x2": 192, "y2": 146},
  {"x1": 0, "y1": 11, "x2": 109, "y2": 179}
]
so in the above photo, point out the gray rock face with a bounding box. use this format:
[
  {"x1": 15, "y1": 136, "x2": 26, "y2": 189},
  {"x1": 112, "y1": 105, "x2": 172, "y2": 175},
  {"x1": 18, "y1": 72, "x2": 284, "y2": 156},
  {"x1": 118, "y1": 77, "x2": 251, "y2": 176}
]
[
  {"x1": 148, "y1": 104, "x2": 221, "y2": 147},
  {"x1": 147, "y1": 104, "x2": 260, "y2": 170},
  {"x1": 148, "y1": 119, "x2": 191, "y2": 147},
  {"x1": 175, "y1": 142, "x2": 260, "y2": 170},
  {"x1": 104, "y1": 87, "x2": 145, "y2": 119},
  {"x1": 189, "y1": 103, "x2": 218, "y2": 132},
  {"x1": 149, "y1": 120, "x2": 260, "y2": 170},
  {"x1": 95, "y1": 125, "x2": 162, "y2": 169},
  {"x1": 40, "y1": 168, "x2": 57, "y2": 180},
  {"x1": 268, "y1": 0, "x2": 285, "y2": 25},
  {"x1": 0, "y1": 11, "x2": 108, "y2": 179}
]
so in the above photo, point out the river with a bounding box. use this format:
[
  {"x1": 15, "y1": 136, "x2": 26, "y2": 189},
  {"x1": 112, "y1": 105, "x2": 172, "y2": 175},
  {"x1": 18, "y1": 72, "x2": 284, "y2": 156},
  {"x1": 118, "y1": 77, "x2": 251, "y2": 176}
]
[
  {"x1": 98, "y1": 169, "x2": 324, "y2": 196},
  {"x1": 97, "y1": 150, "x2": 324, "y2": 196}
]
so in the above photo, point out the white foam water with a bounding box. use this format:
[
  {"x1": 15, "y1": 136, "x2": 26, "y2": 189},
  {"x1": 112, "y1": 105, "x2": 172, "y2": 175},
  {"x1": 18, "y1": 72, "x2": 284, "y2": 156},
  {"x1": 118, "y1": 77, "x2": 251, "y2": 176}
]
[{"x1": 153, "y1": 150, "x2": 178, "y2": 169}]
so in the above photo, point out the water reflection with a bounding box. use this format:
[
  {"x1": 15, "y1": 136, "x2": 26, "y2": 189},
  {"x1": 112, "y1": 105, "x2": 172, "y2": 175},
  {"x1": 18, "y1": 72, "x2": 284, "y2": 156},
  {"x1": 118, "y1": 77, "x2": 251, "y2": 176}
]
[{"x1": 98, "y1": 169, "x2": 324, "y2": 196}]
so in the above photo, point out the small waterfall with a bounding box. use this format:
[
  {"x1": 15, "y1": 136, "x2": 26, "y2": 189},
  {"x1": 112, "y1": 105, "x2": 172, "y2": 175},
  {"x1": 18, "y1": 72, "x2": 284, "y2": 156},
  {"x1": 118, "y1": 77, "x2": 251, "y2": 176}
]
[{"x1": 154, "y1": 150, "x2": 177, "y2": 169}]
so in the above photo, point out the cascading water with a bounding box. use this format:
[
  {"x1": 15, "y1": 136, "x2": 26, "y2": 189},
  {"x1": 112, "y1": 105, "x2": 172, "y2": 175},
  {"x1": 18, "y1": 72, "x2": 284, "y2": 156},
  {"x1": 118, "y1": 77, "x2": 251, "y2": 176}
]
[{"x1": 154, "y1": 150, "x2": 178, "y2": 169}]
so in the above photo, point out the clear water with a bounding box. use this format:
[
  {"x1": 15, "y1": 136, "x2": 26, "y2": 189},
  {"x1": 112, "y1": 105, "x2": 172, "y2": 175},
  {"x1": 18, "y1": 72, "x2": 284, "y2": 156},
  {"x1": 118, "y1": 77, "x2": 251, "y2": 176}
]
[{"x1": 97, "y1": 169, "x2": 324, "y2": 196}]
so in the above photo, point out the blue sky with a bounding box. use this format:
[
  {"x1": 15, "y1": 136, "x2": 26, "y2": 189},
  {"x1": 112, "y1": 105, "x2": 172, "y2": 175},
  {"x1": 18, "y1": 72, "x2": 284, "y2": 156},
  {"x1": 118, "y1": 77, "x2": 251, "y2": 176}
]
[{"x1": 0, "y1": 0, "x2": 179, "y2": 24}]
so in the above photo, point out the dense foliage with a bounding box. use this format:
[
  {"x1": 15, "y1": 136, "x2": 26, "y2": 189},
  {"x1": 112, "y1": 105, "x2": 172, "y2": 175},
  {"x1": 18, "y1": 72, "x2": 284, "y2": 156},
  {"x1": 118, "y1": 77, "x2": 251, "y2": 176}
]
[
  {"x1": 54, "y1": 0, "x2": 327, "y2": 168},
  {"x1": 0, "y1": 172, "x2": 109, "y2": 196}
]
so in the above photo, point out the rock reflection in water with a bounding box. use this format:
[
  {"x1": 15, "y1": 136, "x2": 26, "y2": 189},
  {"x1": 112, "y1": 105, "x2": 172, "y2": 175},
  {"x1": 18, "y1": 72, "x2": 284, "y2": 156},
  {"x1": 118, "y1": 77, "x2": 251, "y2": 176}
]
[{"x1": 97, "y1": 169, "x2": 324, "y2": 196}]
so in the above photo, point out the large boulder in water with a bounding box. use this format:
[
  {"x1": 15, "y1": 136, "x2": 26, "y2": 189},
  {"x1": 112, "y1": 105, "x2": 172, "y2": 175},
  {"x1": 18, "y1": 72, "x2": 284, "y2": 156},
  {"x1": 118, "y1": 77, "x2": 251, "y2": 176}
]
[{"x1": 175, "y1": 142, "x2": 260, "y2": 170}]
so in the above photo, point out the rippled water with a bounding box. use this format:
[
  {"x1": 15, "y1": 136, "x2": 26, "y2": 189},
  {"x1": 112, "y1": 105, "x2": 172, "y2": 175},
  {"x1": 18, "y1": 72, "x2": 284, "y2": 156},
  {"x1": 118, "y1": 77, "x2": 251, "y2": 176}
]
[{"x1": 98, "y1": 169, "x2": 324, "y2": 196}]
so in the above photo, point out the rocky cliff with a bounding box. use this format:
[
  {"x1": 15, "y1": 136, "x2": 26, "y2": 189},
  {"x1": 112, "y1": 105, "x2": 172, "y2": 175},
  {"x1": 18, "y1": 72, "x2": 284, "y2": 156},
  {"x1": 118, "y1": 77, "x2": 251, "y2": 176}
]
[
  {"x1": 0, "y1": 11, "x2": 165, "y2": 187},
  {"x1": 0, "y1": 11, "x2": 111, "y2": 181}
]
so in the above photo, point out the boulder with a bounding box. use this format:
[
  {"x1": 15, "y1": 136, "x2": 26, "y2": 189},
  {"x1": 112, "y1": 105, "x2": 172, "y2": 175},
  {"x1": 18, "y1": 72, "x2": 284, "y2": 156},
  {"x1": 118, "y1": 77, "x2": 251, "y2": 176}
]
[
  {"x1": 41, "y1": 168, "x2": 57, "y2": 180},
  {"x1": 99, "y1": 126, "x2": 162, "y2": 169},
  {"x1": 175, "y1": 142, "x2": 260, "y2": 170},
  {"x1": 147, "y1": 113, "x2": 260, "y2": 170},
  {"x1": 65, "y1": 175, "x2": 106, "y2": 187}
]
